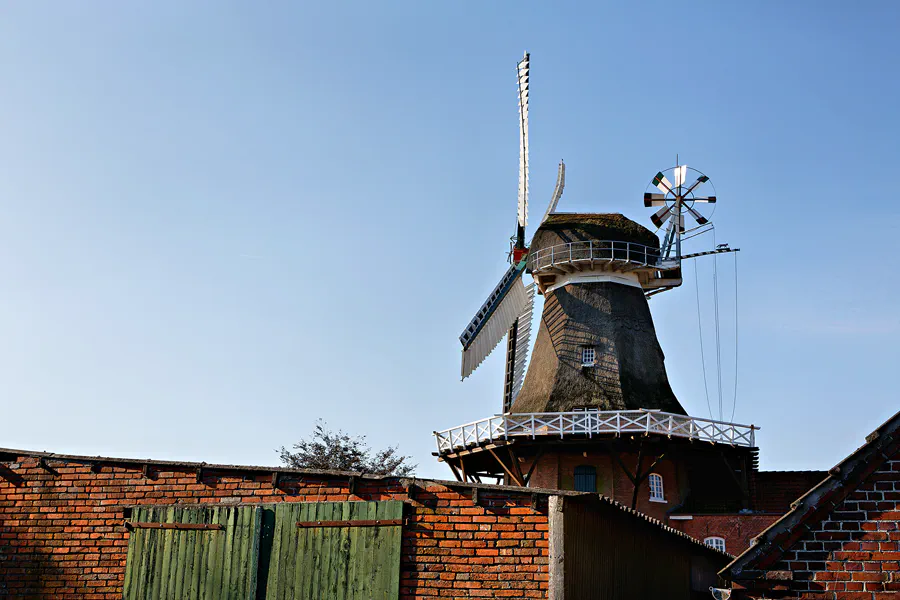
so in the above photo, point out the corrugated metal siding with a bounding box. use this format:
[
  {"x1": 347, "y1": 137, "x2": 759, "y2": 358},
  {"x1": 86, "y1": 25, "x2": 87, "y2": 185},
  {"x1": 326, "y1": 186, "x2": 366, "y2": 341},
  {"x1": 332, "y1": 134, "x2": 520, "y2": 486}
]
[
  {"x1": 123, "y1": 505, "x2": 262, "y2": 600},
  {"x1": 563, "y1": 497, "x2": 724, "y2": 600}
]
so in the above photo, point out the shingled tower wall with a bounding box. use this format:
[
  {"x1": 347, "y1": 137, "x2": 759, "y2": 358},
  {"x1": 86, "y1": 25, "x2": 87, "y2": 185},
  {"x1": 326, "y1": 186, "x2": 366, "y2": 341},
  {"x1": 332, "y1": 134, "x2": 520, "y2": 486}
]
[{"x1": 511, "y1": 213, "x2": 686, "y2": 415}]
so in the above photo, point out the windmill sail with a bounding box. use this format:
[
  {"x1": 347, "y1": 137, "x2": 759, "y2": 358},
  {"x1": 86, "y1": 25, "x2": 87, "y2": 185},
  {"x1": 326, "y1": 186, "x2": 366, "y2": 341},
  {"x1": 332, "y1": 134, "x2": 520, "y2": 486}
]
[
  {"x1": 510, "y1": 282, "x2": 535, "y2": 403},
  {"x1": 516, "y1": 52, "x2": 530, "y2": 229},
  {"x1": 460, "y1": 264, "x2": 528, "y2": 379},
  {"x1": 539, "y1": 160, "x2": 565, "y2": 226}
]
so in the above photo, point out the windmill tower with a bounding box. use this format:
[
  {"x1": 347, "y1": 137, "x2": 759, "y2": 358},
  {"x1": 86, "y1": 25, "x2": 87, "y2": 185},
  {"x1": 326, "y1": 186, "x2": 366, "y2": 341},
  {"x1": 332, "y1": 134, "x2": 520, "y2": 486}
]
[{"x1": 437, "y1": 53, "x2": 755, "y2": 525}]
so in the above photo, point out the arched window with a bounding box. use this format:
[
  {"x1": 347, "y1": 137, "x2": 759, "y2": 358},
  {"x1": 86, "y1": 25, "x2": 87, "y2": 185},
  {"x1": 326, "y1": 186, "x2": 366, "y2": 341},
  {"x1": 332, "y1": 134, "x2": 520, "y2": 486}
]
[
  {"x1": 574, "y1": 465, "x2": 597, "y2": 492},
  {"x1": 704, "y1": 536, "x2": 726, "y2": 552},
  {"x1": 648, "y1": 473, "x2": 665, "y2": 502}
]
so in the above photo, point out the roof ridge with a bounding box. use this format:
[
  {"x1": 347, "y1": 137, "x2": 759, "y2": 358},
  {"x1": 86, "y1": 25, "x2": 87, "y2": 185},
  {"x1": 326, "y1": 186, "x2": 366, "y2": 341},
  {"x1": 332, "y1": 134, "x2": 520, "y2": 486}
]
[{"x1": 722, "y1": 409, "x2": 900, "y2": 580}]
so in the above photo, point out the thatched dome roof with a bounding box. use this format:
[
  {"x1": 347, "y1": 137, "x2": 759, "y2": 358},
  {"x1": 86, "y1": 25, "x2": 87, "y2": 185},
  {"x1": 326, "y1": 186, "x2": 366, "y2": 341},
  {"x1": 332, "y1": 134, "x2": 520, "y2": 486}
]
[{"x1": 530, "y1": 213, "x2": 659, "y2": 253}]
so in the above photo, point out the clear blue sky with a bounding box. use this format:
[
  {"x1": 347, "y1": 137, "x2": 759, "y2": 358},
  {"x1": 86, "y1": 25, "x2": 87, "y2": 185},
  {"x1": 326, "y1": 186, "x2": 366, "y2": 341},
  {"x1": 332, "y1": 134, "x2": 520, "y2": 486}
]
[{"x1": 0, "y1": 2, "x2": 897, "y2": 478}]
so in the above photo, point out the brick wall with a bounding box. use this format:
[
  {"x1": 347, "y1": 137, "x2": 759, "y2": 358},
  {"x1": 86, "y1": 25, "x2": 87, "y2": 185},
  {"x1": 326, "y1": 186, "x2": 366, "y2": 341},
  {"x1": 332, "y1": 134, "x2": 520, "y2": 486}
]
[
  {"x1": 672, "y1": 514, "x2": 780, "y2": 555},
  {"x1": 0, "y1": 454, "x2": 549, "y2": 599},
  {"x1": 524, "y1": 449, "x2": 683, "y2": 522},
  {"x1": 735, "y1": 456, "x2": 900, "y2": 599}
]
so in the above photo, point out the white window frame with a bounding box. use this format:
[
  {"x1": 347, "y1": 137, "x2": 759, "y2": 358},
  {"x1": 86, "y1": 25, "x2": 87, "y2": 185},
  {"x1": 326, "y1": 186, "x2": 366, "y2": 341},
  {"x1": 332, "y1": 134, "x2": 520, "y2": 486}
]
[
  {"x1": 648, "y1": 473, "x2": 665, "y2": 503},
  {"x1": 581, "y1": 347, "x2": 596, "y2": 367},
  {"x1": 704, "y1": 536, "x2": 726, "y2": 552}
]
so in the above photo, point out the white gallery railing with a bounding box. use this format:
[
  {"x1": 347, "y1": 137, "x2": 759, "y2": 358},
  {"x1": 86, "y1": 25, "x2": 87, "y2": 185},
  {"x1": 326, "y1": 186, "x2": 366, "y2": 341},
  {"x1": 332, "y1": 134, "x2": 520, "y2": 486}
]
[
  {"x1": 528, "y1": 240, "x2": 670, "y2": 273},
  {"x1": 434, "y1": 410, "x2": 757, "y2": 454}
]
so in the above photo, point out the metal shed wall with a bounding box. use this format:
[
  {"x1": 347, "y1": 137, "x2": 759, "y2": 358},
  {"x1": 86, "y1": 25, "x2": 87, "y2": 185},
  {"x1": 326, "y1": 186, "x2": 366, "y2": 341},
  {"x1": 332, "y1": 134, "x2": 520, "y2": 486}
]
[{"x1": 559, "y1": 495, "x2": 728, "y2": 600}]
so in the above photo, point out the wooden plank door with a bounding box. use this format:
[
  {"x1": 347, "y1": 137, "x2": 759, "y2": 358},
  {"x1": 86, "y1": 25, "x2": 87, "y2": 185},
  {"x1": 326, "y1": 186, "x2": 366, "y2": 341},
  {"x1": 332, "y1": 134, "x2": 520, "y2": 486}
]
[
  {"x1": 123, "y1": 505, "x2": 263, "y2": 600},
  {"x1": 265, "y1": 501, "x2": 403, "y2": 600}
]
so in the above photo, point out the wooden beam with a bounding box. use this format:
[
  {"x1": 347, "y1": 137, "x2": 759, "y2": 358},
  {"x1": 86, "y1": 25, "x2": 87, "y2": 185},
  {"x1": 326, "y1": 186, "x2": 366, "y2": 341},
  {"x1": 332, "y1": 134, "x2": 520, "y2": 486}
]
[
  {"x1": 507, "y1": 447, "x2": 527, "y2": 487},
  {"x1": 126, "y1": 522, "x2": 224, "y2": 531},
  {"x1": 630, "y1": 442, "x2": 645, "y2": 510},
  {"x1": 523, "y1": 446, "x2": 547, "y2": 486},
  {"x1": 297, "y1": 519, "x2": 402, "y2": 528},
  {"x1": 609, "y1": 445, "x2": 637, "y2": 485},
  {"x1": 719, "y1": 451, "x2": 749, "y2": 508},
  {"x1": 446, "y1": 461, "x2": 463, "y2": 482},
  {"x1": 487, "y1": 448, "x2": 524, "y2": 487}
]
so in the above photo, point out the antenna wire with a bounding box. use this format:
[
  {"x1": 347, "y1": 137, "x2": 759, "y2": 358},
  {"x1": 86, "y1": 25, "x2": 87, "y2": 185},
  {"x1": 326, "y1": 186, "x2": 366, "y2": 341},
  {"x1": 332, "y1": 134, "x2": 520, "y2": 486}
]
[
  {"x1": 730, "y1": 250, "x2": 740, "y2": 423},
  {"x1": 694, "y1": 258, "x2": 714, "y2": 420}
]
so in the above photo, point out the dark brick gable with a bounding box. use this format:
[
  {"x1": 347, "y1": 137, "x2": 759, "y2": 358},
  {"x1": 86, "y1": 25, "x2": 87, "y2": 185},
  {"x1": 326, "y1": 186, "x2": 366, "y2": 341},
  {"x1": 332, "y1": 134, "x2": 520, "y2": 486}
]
[{"x1": 722, "y1": 409, "x2": 900, "y2": 600}]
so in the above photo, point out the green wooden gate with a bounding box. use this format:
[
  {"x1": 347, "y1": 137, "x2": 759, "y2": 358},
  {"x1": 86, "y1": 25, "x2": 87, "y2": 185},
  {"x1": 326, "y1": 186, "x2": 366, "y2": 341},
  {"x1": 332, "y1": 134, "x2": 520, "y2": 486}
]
[
  {"x1": 265, "y1": 501, "x2": 403, "y2": 600},
  {"x1": 124, "y1": 501, "x2": 403, "y2": 600},
  {"x1": 123, "y1": 505, "x2": 263, "y2": 600}
]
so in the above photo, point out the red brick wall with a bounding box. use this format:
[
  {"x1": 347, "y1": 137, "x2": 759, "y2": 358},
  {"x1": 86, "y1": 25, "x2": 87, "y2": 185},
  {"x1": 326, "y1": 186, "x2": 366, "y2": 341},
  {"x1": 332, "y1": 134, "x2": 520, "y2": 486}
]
[
  {"x1": 524, "y1": 449, "x2": 683, "y2": 522},
  {"x1": 671, "y1": 514, "x2": 780, "y2": 555},
  {"x1": 0, "y1": 455, "x2": 549, "y2": 599},
  {"x1": 736, "y1": 455, "x2": 900, "y2": 599}
]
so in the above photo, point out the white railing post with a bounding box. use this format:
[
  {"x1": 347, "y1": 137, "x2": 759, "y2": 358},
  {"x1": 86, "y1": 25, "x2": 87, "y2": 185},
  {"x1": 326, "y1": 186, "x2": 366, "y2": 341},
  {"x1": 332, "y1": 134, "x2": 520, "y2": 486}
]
[{"x1": 751, "y1": 426, "x2": 756, "y2": 447}]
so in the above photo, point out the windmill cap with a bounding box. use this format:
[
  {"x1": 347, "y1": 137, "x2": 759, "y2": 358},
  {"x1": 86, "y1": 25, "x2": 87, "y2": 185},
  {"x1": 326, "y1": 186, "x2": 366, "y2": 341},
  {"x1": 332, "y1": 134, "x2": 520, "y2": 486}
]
[{"x1": 531, "y1": 213, "x2": 660, "y2": 255}]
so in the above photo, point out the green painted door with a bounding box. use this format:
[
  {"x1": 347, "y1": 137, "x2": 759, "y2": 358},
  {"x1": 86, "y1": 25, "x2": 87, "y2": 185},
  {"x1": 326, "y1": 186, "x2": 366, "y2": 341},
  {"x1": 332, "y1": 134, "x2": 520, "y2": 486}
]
[
  {"x1": 123, "y1": 505, "x2": 263, "y2": 600},
  {"x1": 265, "y1": 501, "x2": 403, "y2": 600}
]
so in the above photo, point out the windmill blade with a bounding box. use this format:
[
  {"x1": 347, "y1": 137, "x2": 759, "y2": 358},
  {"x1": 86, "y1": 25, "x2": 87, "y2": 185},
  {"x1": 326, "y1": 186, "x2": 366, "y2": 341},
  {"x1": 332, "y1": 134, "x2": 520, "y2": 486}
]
[
  {"x1": 643, "y1": 192, "x2": 666, "y2": 207},
  {"x1": 460, "y1": 264, "x2": 528, "y2": 379},
  {"x1": 691, "y1": 195, "x2": 717, "y2": 203},
  {"x1": 650, "y1": 205, "x2": 673, "y2": 228},
  {"x1": 683, "y1": 174, "x2": 709, "y2": 195},
  {"x1": 652, "y1": 172, "x2": 674, "y2": 194},
  {"x1": 539, "y1": 160, "x2": 565, "y2": 225},
  {"x1": 516, "y1": 52, "x2": 530, "y2": 229},
  {"x1": 685, "y1": 205, "x2": 708, "y2": 225},
  {"x1": 674, "y1": 165, "x2": 687, "y2": 189},
  {"x1": 509, "y1": 282, "x2": 535, "y2": 406}
]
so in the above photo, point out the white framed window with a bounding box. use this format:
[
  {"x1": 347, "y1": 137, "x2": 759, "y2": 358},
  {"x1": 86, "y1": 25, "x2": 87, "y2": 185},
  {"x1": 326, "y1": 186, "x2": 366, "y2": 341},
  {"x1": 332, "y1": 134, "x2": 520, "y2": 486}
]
[
  {"x1": 581, "y1": 347, "x2": 595, "y2": 366},
  {"x1": 704, "y1": 536, "x2": 726, "y2": 552},
  {"x1": 648, "y1": 473, "x2": 665, "y2": 502}
]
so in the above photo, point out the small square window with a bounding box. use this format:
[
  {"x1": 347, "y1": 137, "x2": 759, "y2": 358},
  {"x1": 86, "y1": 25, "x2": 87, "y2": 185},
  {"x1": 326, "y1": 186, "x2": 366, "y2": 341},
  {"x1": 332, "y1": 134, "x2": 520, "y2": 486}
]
[{"x1": 581, "y1": 347, "x2": 595, "y2": 366}]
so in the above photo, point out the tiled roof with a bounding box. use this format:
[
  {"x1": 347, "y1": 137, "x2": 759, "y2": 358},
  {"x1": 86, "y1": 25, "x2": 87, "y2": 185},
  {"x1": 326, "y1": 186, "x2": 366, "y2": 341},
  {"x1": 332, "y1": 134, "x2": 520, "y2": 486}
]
[{"x1": 722, "y1": 409, "x2": 900, "y2": 580}]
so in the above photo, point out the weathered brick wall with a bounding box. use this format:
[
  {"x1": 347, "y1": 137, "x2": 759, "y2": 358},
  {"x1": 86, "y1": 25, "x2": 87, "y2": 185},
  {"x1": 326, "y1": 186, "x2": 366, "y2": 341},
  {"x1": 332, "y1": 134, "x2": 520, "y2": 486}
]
[
  {"x1": 0, "y1": 454, "x2": 549, "y2": 599},
  {"x1": 673, "y1": 514, "x2": 780, "y2": 555},
  {"x1": 736, "y1": 456, "x2": 900, "y2": 599}
]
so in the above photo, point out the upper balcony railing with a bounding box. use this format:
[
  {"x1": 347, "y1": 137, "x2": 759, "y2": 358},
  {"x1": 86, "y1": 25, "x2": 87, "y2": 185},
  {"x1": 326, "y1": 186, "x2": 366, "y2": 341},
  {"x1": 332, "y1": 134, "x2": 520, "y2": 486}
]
[
  {"x1": 528, "y1": 240, "x2": 672, "y2": 273},
  {"x1": 434, "y1": 409, "x2": 757, "y2": 454}
]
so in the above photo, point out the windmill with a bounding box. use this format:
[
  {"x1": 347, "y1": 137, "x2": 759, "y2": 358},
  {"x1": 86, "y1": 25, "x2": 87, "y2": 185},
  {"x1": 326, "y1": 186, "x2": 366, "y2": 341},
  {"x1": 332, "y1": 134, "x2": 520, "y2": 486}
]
[
  {"x1": 459, "y1": 52, "x2": 566, "y2": 413},
  {"x1": 643, "y1": 163, "x2": 717, "y2": 261}
]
